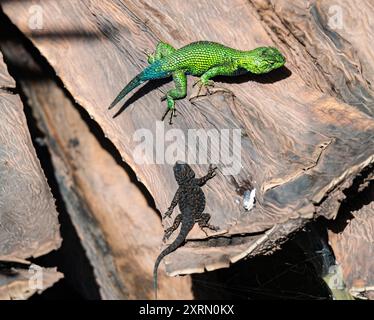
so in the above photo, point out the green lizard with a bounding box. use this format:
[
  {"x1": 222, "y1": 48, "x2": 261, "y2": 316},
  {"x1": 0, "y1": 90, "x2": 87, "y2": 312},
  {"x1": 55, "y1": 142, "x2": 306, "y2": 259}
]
[{"x1": 108, "y1": 41, "x2": 286, "y2": 124}]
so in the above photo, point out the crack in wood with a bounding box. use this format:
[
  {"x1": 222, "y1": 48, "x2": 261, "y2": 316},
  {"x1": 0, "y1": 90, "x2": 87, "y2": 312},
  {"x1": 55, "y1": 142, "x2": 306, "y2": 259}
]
[{"x1": 262, "y1": 138, "x2": 335, "y2": 193}]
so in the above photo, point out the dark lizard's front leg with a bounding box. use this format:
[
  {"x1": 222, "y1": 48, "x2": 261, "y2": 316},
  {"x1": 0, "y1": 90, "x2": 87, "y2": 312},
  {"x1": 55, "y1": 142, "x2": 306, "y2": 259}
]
[
  {"x1": 195, "y1": 164, "x2": 217, "y2": 186},
  {"x1": 163, "y1": 188, "x2": 181, "y2": 218}
]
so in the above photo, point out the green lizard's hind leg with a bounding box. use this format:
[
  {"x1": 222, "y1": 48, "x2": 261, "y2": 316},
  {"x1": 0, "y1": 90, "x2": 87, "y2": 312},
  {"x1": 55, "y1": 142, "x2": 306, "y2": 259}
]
[
  {"x1": 147, "y1": 42, "x2": 176, "y2": 64},
  {"x1": 190, "y1": 64, "x2": 236, "y2": 100},
  {"x1": 161, "y1": 71, "x2": 187, "y2": 125}
]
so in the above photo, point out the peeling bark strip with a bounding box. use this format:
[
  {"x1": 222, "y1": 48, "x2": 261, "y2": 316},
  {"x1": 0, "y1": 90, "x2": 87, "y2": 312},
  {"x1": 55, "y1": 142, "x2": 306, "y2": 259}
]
[
  {"x1": 0, "y1": 50, "x2": 61, "y2": 298},
  {"x1": 329, "y1": 202, "x2": 374, "y2": 300},
  {"x1": 28, "y1": 79, "x2": 192, "y2": 299},
  {"x1": 0, "y1": 52, "x2": 61, "y2": 260},
  {"x1": 0, "y1": 52, "x2": 15, "y2": 89},
  {"x1": 0, "y1": 263, "x2": 63, "y2": 300},
  {"x1": 2, "y1": 0, "x2": 373, "y2": 276}
]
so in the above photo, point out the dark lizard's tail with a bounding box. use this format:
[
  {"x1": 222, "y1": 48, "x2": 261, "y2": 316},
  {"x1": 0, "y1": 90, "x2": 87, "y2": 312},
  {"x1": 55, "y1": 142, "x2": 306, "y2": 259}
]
[
  {"x1": 153, "y1": 218, "x2": 194, "y2": 300},
  {"x1": 108, "y1": 60, "x2": 168, "y2": 110}
]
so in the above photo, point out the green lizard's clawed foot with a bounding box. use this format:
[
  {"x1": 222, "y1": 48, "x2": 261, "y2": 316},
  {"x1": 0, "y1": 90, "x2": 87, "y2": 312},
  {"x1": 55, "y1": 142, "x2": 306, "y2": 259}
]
[
  {"x1": 208, "y1": 86, "x2": 234, "y2": 96},
  {"x1": 161, "y1": 107, "x2": 177, "y2": 125},
  {"x1": 191, "y1": 79, "x2": 215, "y2": 97},
  {"x1": 161, "y1": 108, "x2": 176, "y2": 125},
  {"x1": 190, "y1": 79, "x2": 233, "y2": 101},
  {"x1": 161, "y1": 95, "x2": 178, "y2": 125},
  {"x1": 188, "y1": 79, "x2": 214, "y2": 101},
  {"x1": 192, "y1": 79, "x2": 215, "y2": 87}
]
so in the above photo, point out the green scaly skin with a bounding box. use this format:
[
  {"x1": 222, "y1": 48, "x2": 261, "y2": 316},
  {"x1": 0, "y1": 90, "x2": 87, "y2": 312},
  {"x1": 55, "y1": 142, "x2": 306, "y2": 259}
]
[{"x1": 109, "y1": 41, "x2": 286, "y2": 123}]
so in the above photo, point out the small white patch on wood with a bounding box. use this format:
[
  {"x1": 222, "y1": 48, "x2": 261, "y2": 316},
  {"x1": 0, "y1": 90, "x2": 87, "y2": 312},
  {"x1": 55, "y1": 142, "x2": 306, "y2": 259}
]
[{"x1": 243, "y1": 188, "x2": 256, "y2": 211}]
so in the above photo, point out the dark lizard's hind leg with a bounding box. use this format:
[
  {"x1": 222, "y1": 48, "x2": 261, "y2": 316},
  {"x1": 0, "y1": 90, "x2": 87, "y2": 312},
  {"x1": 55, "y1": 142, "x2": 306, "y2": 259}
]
[
  {"x1": 161, "y1": 71, "x2": 187, "y2": 125},
  {"x1": 197, "y1": 213, "x2": 219, "y2": 236},
  {"x1": 147, "y1": 42, "x2": 175, "y2": 64}
]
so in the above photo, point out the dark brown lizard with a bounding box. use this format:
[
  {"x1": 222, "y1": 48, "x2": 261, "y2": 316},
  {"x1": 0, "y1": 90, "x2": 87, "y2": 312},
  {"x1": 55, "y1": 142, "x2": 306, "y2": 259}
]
[{"x1": 153, "y1": 161, "x2": 219, "y2": 299}]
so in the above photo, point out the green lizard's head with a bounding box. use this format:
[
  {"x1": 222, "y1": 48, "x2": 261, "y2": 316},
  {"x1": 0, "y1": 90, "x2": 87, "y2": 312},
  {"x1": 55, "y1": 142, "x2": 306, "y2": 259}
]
[{"x1": 240, "y1": 47, "x2": 286, "y2": 74}]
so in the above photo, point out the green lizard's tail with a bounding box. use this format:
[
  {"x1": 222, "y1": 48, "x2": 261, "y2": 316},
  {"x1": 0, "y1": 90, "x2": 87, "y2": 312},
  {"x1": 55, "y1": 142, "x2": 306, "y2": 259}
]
[
  {"x1": 108, "y1": 61, "x2": 169, "y2": 110},
  {"x1": 108, "y1": 72, "x2": 145, "y2": 110}
]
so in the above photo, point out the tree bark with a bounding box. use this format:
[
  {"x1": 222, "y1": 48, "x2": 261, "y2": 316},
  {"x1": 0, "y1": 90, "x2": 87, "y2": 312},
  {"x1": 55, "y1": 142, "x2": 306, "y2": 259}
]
[
  {"x1": 0, "y1": 51, "x2": 62, "y2": 298},
  {"x1": 329, "y1": 199, "x2": 374, "y2": 300},
  {"x1": 1, "y1": 0, "x2": 372, "y2": 279},
  {"x1": 0, "y1": 38, "x2": 192, "y2": 299}
]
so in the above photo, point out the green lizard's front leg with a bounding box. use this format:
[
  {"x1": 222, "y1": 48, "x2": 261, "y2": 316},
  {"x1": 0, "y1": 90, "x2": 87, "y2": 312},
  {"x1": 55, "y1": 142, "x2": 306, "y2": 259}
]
[
  {"x1": 191, "y1": 64, "x2": 240, "y2": 99},
  {"x1": 161, "y1": 71, "x2": 187, "y2": 124},
  {"x1": 147, "y1": 41, "x2": 175, "y2": 64}
]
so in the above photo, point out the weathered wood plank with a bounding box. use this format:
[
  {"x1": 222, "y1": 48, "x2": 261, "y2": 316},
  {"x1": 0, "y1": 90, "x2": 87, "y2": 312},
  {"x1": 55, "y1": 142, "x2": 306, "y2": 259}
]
[
  {"x1": 0, "y1": 49, "x2": 62, "y2": 299},
  {"x1": 329, "y1": 202, "x2": 374, "y2": 300},
  {"x1": 0, "y1": 52, "x2": 61, "y2": 260},
  {"x1": 2, "y1": 0, "x2": 373, "y2": 277},
  {"x1": 1, "y1": 38, "x2": 192, "y2": 299},
  {"x1": 250, "y1": 0, "x2": 374, "y2": 117},
  {"x1": 0, "y1": 51, "x2": 15, "y2": 88},
  {"x1": 250, "y1": 0, "x2": 374, "y2": 298},
  {"x1": 0, "y1": 261, "x2": 63, "y2": 300}
]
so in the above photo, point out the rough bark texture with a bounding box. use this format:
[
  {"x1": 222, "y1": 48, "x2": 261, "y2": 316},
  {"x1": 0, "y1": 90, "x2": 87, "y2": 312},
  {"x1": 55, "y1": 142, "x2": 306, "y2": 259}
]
[
  {"x1": 250, "y1": 0, "x2": 374, "y2": 117},
  {"x1": 0, "y1": 50, "x2": 61, "y2": 298},
  {"x1": 249, "y1": 0, "x2": 374, "y2": 299},
  {"x1": 0, "y1": 38, "x2": 192, "y2": 299},
  {"x1": 0, "y1": 259, "x2": 63, "y2": 300},
  {"x1": 1, "y1": 0, "x2": 372, "y2": 280},
  {"x1": 0, "y1": 51, "x2": 15, "y2": 89},
  {"x1": 0, "y1": 53, "x2": 61, "y2": 259},
  {"x1": 329, "y1": 201, "x2": 374, "y2": 300}
]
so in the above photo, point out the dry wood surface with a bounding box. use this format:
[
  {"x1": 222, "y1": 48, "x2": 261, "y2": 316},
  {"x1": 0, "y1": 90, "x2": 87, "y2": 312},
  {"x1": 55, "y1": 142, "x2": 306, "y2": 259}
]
[
  {"x1": 329, "y1": 201, "x2": 374, "y2": 300},
  {"x1": 251, "y1": 0, "x2": 374, "y2": 117},
  {"x1": 0, "y1": 261, "x2": 63, "y2": 300},
  {"x1": 1, "y1": 0, "x2": 372, "y2": 282},
  {"x1": 0, "y1": 52, "x2": 60, "y2": 259},
  {"x1": 0, "y1": 50, "x2": 61, "y2": 299},
  {"x1": 0, "y1": 37, "x2": 192, "y2": 299}
]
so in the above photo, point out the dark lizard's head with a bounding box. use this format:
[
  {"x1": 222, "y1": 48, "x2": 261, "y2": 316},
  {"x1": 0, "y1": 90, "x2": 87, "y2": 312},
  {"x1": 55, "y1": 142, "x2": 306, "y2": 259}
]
[
  {"x1": 173, "y1": 161, "x2": 195, "y2": 185},
  {"x1": 239, "y1": 47, "x2": 286, "y2": 74}
]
